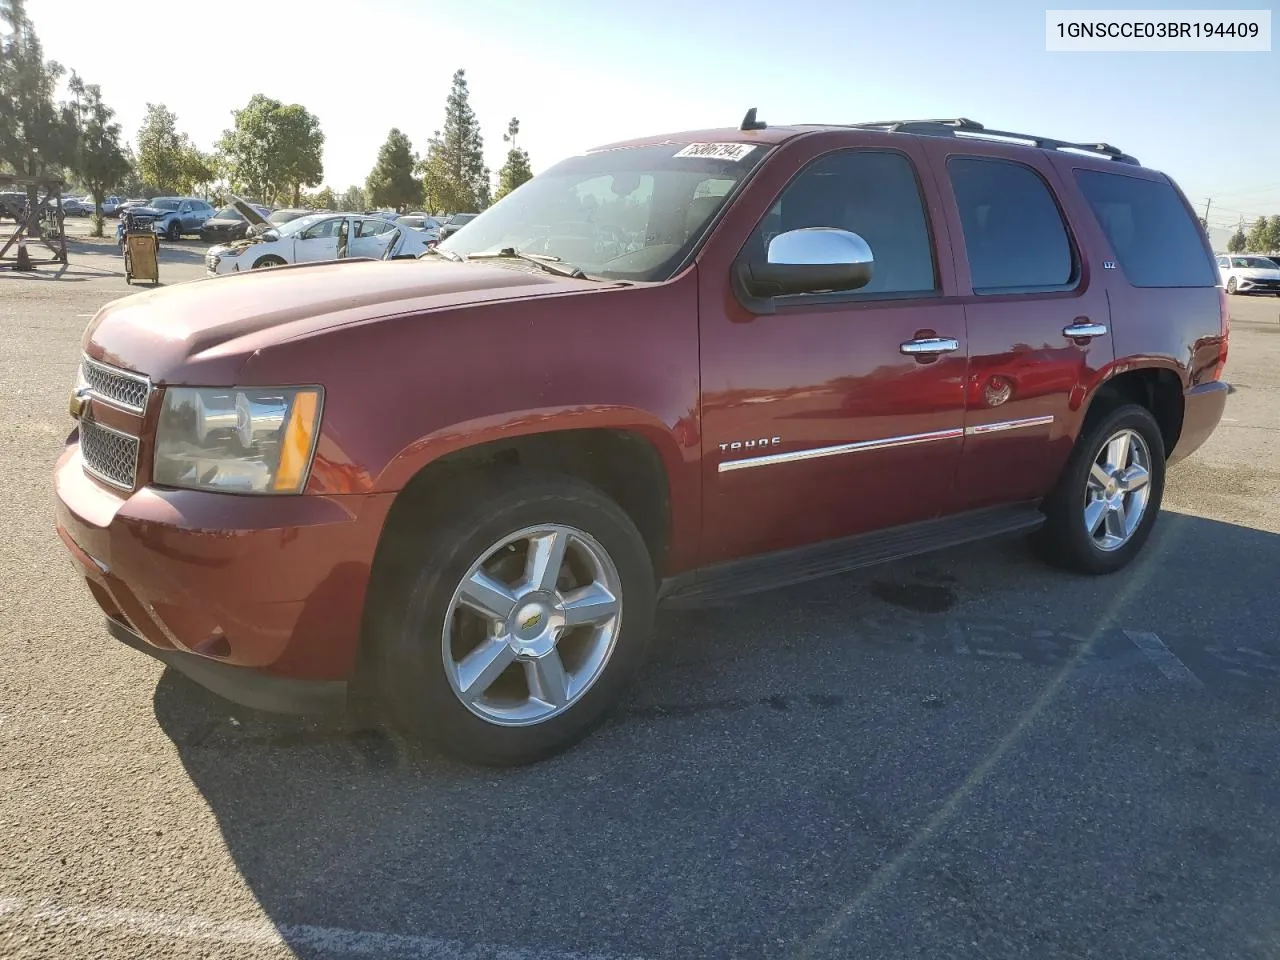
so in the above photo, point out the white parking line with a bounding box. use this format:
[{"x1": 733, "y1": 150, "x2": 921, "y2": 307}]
[
  {"x1": 1124, "y1": 630, "x2": 1204, "y2": 689},
  {"x1": 1, "y1": 896, "x2": 640, "y2": 959}
]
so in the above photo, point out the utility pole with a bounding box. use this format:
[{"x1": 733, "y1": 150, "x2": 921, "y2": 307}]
[{"x1": 1203, "y1": 197, "x2": 1212, "y2": 223}]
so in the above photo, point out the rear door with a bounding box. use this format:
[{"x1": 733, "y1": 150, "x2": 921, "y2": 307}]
[
  {"x1": 927, "y1": 144, "x2": 1113, "y2": 509},
  {"x1": 349, "y1": 217, "x2": 398, "y2": 258}
]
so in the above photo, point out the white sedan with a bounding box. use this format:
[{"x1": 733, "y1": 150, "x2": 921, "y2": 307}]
[
  {"x1": 1216, "y1": 254, "x2": 1280, "y2": 295},
  {"x1": 204, "y1": 211, "x2": 431, "y2": 275}
]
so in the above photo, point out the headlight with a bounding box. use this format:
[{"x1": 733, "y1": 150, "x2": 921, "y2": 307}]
[{"x1": 152, "y1": 386, "x2": 323, "y2": 494}]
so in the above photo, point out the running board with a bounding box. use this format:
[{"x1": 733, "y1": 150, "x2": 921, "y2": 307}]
[{"x1": 658, "y1": 503, "x2": 1045, "y2": 606}]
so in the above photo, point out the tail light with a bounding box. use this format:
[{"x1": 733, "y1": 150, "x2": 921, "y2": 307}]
[{"x1": 1211, "y1": 286, "x2": 1230, "y2": 381}]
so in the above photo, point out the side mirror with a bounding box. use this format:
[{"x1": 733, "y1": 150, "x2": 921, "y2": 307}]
[{"x1": 739, "y1": 227, "x2": 874, "y2": 298}]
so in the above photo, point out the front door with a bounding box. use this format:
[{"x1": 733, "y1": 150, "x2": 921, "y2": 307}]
[
  {"x1": 926, "y1": 147, "x2": 1114, "y2": 509},
  {"x1": 699, "y1": 145, "x2": 969, "y2": 565},
  {"x1": 293, "y1": 216, "x2": 344, "y2": 262}
]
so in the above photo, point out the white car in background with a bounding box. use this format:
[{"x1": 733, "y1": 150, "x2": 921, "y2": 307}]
[
  {"x1": 204, "y1": 210, "x2": 431, "y2": 275},
  {"x1": 1216, "y1": 254, "x2": 1280, "y2": 295}
]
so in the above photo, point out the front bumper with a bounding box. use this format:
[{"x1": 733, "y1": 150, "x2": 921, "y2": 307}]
[
  {"x1": 1168, "y1": 380, "x2": 1229, "y2": 467},
  {"x1": 54, "y1": 442, "x2": 397, "y2": 711},
  {"x1": 1236, "y1": 279, "x2": 1280, "y2": 293}
]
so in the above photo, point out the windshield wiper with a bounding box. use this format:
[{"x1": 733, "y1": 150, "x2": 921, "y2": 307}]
[{"x1": 465, "y1": 247, "x2": 588, "y2": 279}]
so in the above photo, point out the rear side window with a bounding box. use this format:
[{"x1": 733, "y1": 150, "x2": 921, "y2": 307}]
[
  {"x1": 1073, "y1": 169, "x2": 1217, "y2": 287},
  {"x1": 947, "y1": 157, "x2": 1076, "y2": 293}
]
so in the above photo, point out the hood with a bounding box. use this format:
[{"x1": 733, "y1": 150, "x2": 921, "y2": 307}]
[
  {"x1": 82, "y1": 257, "x2": 605, "y2": 386},
  {"x1": 1239, "y1": 267, "x2": 1280, "y2": 278},
  {"x1": 229, "y1": 195, "x2": 270, "y2": 226},
  {"x1": 128, "y1": 205, "x2": 170, "y2": 217}
]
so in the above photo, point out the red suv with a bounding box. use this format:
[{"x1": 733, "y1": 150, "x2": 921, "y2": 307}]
[{"x1": 54, "y1": 113, "x2": 1229, "y2": 765}]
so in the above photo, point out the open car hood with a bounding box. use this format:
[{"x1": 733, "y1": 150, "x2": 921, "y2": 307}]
[{"x1": 229, "y1": 195, "x2": 270, "y2": 227}]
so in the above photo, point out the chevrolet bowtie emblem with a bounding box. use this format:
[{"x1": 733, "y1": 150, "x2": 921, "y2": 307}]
[
  {"x1": 521, "y1": 612, "x2": 543, "y2": 630},
  {"x1": 69, "y1": 385, "x2": 91, "y2": 420}
]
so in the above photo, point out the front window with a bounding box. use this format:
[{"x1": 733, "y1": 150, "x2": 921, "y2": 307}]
[
  {"x1": 213, "y1": 206, "x2": 244, "y2": 221},
  {"x1": 438, "y1": 141, "x2": 772, "y2": 282},
  {"x1": 149, "y1": 198, "x2": 181, "y2": 211}
]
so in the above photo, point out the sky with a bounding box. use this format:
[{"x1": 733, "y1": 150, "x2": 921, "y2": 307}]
[{"x1": 25, "y1": 0, "x2": 1279, "y2": 238}]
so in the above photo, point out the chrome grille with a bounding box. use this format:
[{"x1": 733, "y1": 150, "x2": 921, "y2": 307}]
[
  {"x1": 79, "y1": 418, "x2": 139, "y2": 490},
  {"x1": 82, "y1": 357, "x2": 151, "y2": 413}
]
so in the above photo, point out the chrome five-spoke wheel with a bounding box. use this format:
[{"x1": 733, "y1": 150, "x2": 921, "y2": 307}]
[
  {"x1": 1083, "y1": 427, "x2": 1152, "y2": 551},
  {"x1": 443, "y1": 524, "x2": 623, "y2": 726}
]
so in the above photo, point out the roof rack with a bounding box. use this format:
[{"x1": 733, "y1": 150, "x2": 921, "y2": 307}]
[{"x1": 836, "y1": 118, "x2": 1141, "y2": 165}]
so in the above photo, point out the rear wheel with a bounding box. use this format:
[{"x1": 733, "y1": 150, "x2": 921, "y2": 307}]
[
  {"x1": 368, "y1": 470, "x2": 656, "y2": 766},
  {"x1": 1037, "y1": 404, "x2": 1165, "y2": 575}
]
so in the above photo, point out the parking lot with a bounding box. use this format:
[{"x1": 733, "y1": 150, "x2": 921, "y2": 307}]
[{"x1": 2, "y1": 233, "x2": 1279, "y2": 959}]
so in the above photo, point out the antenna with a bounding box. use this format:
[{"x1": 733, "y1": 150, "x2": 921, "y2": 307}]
[{"x1": 740, "y1": 107, "x2": 767, "y2": 131}]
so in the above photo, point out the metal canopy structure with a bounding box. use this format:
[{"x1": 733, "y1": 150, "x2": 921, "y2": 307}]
[{"x1": 0, "y1": 174, "x2": 68, "y2": 269}]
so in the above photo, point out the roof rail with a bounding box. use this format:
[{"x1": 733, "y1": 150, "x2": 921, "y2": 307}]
[{"x1": 843, "y1": 118, "x2": 1141, "y2": 165}]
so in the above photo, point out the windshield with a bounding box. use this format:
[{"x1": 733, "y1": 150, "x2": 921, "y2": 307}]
[
  {"x1": 437, "y1": 142, "x2": 771, "y2": 282},
  {"x1": 212, "y1": 206, "x2": 243, "y2": 221},
  {"x1": 269, "y1": 209, "x2": 308, "y2": 224},
  {"x1": 149, "y1": 198, "x2": 181, "y2": 211},
  {"x1": 1233, "y1": 256, "x2": 1277, "y2": 269}
]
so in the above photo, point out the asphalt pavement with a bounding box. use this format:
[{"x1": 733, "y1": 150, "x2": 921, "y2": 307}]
[{"x1": 2, "y1": 227, "x2": 1279, "y2": 959}]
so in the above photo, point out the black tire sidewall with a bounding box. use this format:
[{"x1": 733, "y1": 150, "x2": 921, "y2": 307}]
[
  {"x1": 253, "y1": 256, "x2": 282, "y2": 269},
  {"x1": 167, "y1": 220, "x2": 180, "y2": 241},
  {"x1": 1042, "y1": 404, "x2": 1166, "y2": 574},
  {"x1": 373, "y1": 472, "x2": 656, "y2": 766}
]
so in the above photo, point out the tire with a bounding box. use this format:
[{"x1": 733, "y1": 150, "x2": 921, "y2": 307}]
[
  {"x1": 166, "y1": 219, "x2": 181, "y2": 242},
  {"x1": 1226, "y1": 277, "x2": 1237, "y2": 295},
  {"x1": 251, "y1": 255, "x2": 286, "y2": 269},
  {"x1": 1037, "y1": 403, "x2": 1166, "y2": 575},
  {"x1": 366, "y1": 470, "x2": 656, "y2": 766}
]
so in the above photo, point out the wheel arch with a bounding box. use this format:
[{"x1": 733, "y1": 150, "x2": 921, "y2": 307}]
[{"x1": 1079, "y1": 364, "x2": 1185, "y2": 458}]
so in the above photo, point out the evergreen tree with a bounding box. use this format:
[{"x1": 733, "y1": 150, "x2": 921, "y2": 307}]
[
  {"x1": 1245, "y1": 216, "x2": 1270, "y2": 253},
  {"x1": 1226, "y1": 229, "x2": 1247, "y2": 254},
  {"x1": 418, "y1": 68, "x2": 487, "y2": 213},
  {"x1": 0, "y1": 0, "x2": 78, "y2": 211},
  {"x1": 137, "y1": 103, "x2": 191, "y2": 194},
  {"x1": 494, "y1": 116, "x2": 533, "y2": 202},
  {"x1": 67, "y1": 73, "x2": 130, "y2": 234},
  {"x1": 366, "y1": 128, "x2": 421, "y2": 211}
]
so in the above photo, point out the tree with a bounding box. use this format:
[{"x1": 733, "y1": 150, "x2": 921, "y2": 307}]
[
  {"x1": 67, "y1": 74, "x2": 130, "y2": 235},
  {"x1": 417, "y1": 68, "x2": 488, "y2": 213},
  {"x1": 0, "y1": 0, "x2": 78, "y2": 208},
  {"x1": 306, "y1": 186, "x2": 337, "y2": 210},
  {"x1": 137, "y1": 103, "x2": 193, "y2": 194},
  {"x1": 366, "y1": 128, "x2": 421, "y2": 211},
  {"x1": 217, "y1": 94, "x2": 324, "y2": 206},
  {"x1": 1227, "y1": 228, "x2": 1247, "y2": 254},
  {"x1": 1264, "y1": 215, "x2": 1280, "y2": 253},
  {"x1": 338, "y1": 184, "x2": 366, "y2": 212},
  {"x1": 1246, "y1": 216, "x2": 1270, "y2": 253},
  {"x1": 494, "y1": 117, "x2": 533, "y2": 202}
]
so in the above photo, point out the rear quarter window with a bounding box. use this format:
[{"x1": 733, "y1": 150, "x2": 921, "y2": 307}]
[{"x1": 1073, "y1": 169, "x2": 1217, "y2": 288}]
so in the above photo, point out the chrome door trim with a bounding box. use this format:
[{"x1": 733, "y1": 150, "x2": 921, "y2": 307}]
[
  {"x1": 718, "y1": 427, "x2": 963, "y2": 473},
  {"x1": 964, "y1": 414, "x2": 1056, "y2": 436}
]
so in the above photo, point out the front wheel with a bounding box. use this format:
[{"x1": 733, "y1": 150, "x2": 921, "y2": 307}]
[
  {"x1": 165, "y1": 219, "x2": 181, "y2": 242},
  {"x1": 251, "y1": 255, "x2": 286, "y2": 269},
  {"x1": 1037, "y1": 404, "x2": 1166, "y2": 575},
  {"x1": 367, "y1": 471, "x2": 656, "y2": 766},
  {"x1": 1226, "y1": 277, "x2": 1238, "y2": 295}
]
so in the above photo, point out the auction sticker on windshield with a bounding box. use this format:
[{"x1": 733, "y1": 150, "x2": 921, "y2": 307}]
[{"x1": 673, "y1": 142, "x2": 758, "y2": 161}]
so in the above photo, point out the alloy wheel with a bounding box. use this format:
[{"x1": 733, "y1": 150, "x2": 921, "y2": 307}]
[
  {"x1": 1083, "y1": 427, "x2": 1152, "y2": 552},
  {"x1": 441, "y1": 523, "x2": 623, "y2": 726}
]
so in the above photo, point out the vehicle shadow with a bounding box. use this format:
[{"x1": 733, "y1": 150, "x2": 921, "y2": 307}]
[{"x1": 152, "y1": 510, "x2": 1280, "y2": 959}]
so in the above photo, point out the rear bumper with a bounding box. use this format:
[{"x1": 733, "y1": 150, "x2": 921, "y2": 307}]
[
  {"x1": 1168, "y1": 380, "x2": 1229, "y2": 467},
  {"x1": 107, "y1": 617, "x2": 347, "y2": 715}
]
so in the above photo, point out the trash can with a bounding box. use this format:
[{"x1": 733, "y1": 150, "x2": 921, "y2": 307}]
[{"x1": 122, "y1": 210, "x2": 159, "y2": 285}]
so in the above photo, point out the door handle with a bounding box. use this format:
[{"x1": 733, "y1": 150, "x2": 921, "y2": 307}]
[
  {"x1": 1063, "y1": 321, "x2": 1108, "y2": 339},
  {"x1": 900, "y1": 337, "x2": 960, "y2": 356}
]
